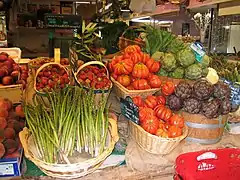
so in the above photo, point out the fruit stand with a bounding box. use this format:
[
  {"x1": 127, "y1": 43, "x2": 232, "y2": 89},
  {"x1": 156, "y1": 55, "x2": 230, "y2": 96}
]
[{"x1": 1, "y1": 10, "x2": 240, "y2": 179}]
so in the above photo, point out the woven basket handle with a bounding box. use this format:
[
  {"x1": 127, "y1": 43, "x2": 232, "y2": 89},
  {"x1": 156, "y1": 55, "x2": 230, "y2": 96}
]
[
  {"x1": 108, "y1": 118, "x2": 119, "y2": 143},
  {"x1": 121, "y1": 26, "x2": 142, "y2": 38},
  {"x1": 74, "y1": 61, "x2": 109, "y2": 80},
  {"x1": 19, "y1": 127, "x2": 32, "y2": 160}
]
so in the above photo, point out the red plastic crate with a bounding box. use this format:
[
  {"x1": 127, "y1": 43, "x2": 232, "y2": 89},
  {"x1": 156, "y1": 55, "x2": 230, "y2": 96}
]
[{"x1": 174, "y1": 148, "x2": 240, "y2": 180}]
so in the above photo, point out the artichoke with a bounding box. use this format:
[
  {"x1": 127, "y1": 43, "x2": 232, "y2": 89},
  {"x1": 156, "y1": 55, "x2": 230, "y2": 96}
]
[
  {"x1": 177, "y1": 48, "x2": 195, "y2": 67},
  {"x1": 151, "y1": 51, "x2": 165, "y2": 61},
  {"x1": 185, "y1": 63, "x2": 203, "y2": 80},
  {"x1": 161, "y1": 53, "x2": 177, "y2": 72},
  {"x1": 202, "y1": 68, "x2": 209, "y2": 77},
  {"x1": 157, "y1": 68, "x2": 168, "y2": 76},
  {"x1": 201, "y1": 55, "x2": 210, "y2": 68},
  {"x1": 169, "y1": 67, "x2": 184, "y2": 79},
  {"x1": 168, "y1": 95, "x2": 183, "y2": 111}
]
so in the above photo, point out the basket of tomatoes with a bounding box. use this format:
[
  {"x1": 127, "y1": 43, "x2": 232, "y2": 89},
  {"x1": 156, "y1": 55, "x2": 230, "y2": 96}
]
[
  {"x1": 74, "y1": 61, "x2": 112, "y2": 103},
  {"x1": 124, "y1": 94, "x2": 188, "y2": 155},
  {"x1": 108, "y1": 45, "x2": 162, "y2": 99}
]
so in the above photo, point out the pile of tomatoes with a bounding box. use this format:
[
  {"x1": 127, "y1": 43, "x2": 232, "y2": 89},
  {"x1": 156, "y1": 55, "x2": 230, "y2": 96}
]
[
  {"x1": 108, "y1": 45, "x2": 162, "y2": 90},
  {"x1": 132, "y1": 89, "x2": 184, "y2": 138}
]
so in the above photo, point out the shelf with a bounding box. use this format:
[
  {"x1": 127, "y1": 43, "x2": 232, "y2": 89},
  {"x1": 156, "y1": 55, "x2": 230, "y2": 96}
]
[{"x1": 187, "y1": 0, "x2": 235, "y2": 10}]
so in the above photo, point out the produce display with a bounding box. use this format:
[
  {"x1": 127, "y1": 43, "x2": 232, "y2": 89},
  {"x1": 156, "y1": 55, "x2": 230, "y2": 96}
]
[
  {"x1": 169, "y1": 80, "x2": 239, "y2": 118},
  {"x1": 25, "y1": 86, "x2": 109, "y2": 163},
  {"x1": 0, "y1": 98, "x2": 25, "y2": 158},
  {"x1": 76, "y1": 65, "x2": 112, "y2": 90},
  {"x1": 35, "y1": 64, "x2": 70, "y2": 93},
  {"x1": 144, "y1": 26, "x2": 210, "y2": 80},
  {"x1": 0, "y1": 52, "x2": 28, "y2": 88},
  {"x1": 132, "y1": 94, "x2": 185, "y2": 138},
  {"x1": 29, "y1": 57, "x2": 70, "y2": 68},
  {"x1": 109, "y1": 45, "x2": 162, "y2": 90},
  {"x1": 210, "y1": 54, "x2": 240, "y2": 83}
]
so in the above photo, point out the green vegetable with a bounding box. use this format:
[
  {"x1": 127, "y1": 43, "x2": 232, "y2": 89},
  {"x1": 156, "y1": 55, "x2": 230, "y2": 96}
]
[
  {"x1": 177, "y1": 48, "x2": 195, "y2": 67},
  {"x1": 25, "y1": 86, "x2": 110, "y2": 163},
  {"x1": 169, "y1": 67, "x2": 184, "y2": 79},
  {"x1": 157, "y1": 68, "x2": 169, "y2": 76},
  {"x1": 202, "y1": 68, "x2": 209, "y2": 77},
  {"x1": 151, "y1": 51, "x2": 164, "y2": 61},
  {"x1": 201, "y1": 55, "x2": 210, "y2": 68},
  {"x1": 161, "y1": 53, "x2": 177, "y2": 72},
  {"x1": 185, "y1": 63, "x2": 203, "y2": 80}
]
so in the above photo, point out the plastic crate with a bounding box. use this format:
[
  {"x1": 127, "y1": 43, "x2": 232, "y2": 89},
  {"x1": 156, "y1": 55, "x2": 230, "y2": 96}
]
[{"x1": 174, "y1": 148, "x2": 240, "y2": 180}]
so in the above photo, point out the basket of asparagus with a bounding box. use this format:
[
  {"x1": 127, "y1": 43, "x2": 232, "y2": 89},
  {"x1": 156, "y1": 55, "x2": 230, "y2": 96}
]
[{"x1": 19, "y1": 86, "x2": 119, "y2": 179}]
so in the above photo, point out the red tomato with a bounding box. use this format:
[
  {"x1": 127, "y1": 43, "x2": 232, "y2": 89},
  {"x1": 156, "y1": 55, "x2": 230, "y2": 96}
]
[
  {"x1": 130, "y1": 52, "x2": 142, "y2": 64},
  {"x1": 169, "y1": 114, "x2": 184, "y2": 128},
  {"x1": 113, "y1": 59, "x2": 134, "y2": 75},
  {"x1": 108, "y1": 56, "x2": 122, "y2": 73},
  {"x1": 161, "y1": 81, "x2": 175, "y2": 96},
  {"x1": 155, "y1": 126, "x2": 168, "y2": 138},
  {"x1": 132, "y1": 63, "x2": 149, "y2": 79},
  {"x1": 145, "y1": 95, "x2": 158, "y2": 109},
  {"x1": 141, "y1": 53, "x2": 150, "y2": 64},
  {"x1": 111, "y1": 73, "x2": 118, "y2": 80},
  {"x1": 132, "y1": 79, "x2": 150, "y2": 90},
  {"x1": 117, "y1": 75, "x2": 131, "y2": 87},
  {"x1": 126, "y1": 85, "x2": 135, "y2": 90},
  {"x1": 149, "y1": 74, "x2": 162, "y2": 88},
  {"x1": 124, "y1": 45, "x2": 141, "y2": 54},
  {"x1": 145, "y1": 58, "x2": 161, "y2": 73},
  {"x1": 139, "y1": 107, "x2": 155, "y2": 123},
  {"x1": 132, "y1": 96, "x2": 144, "y2": 107},
  {"x1": 168, "y1": 126, "x2": 183, "y2": 138},
  {"x1": 156, "y1": 96, "x2": 166, "y2": 105},
  {"x1": 154, "y1": 105, "x2": 173, "y2": 122},
  {"x1": 141, "y1": 115, "x2": 159, "y2": 135}
]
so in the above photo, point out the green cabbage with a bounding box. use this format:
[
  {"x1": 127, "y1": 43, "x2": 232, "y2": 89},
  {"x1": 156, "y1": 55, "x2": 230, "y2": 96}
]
[
  {"x1": 161, "y1": 53, "x2": 177, "y2": 72},
  {"x1": 169, "y1": 67, "x2": 184, "y2": 79},
  {"x1": 177, "y1": 48, "x2": 195, "y2": 67},
  {"x1": 185, "y1": 63, "x2": 203, "y2": 80}
]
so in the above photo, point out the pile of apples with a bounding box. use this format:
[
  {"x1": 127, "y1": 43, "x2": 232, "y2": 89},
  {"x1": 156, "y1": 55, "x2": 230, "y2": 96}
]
[
  {"x1": 0, "y1": 52, "x2": 28, "y2": 89},
  {"x1": 108, "y1": 45, "x2": 162, "y2": 90}
]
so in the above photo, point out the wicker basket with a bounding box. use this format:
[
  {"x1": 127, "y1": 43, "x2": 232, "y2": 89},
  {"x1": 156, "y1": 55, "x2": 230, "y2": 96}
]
[
  {"x1": 182, "y1": 112, "x2": 228, "y2": 145},
  {"x1": 73, "y1": 61, "x2": 112, "y2": 104},
  {"x1": 111, "y1": 77, "x2": 161, "y2": 99},
  {"x1": 19, "y1": 118, "x2": 119, "y2": 179},
  {"x1": 129, "y1": 121, "x2": 188, "y2": 155},
  {"x1": 118, "y1": 26, "x2": 145, "y2": 51},
  {"x1": 34, "y1": 62, "x2": 71, "y2": 96}
]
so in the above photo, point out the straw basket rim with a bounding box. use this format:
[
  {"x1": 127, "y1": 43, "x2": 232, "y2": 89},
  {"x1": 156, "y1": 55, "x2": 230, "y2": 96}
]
[
  {"x1": 33, "y1": 62, "x2": 71, "y2": 96},
  {"x1": 130, "y1": 120, "x2": 188, "y2": 142},
  {"x1": 28, "y1": 57, "x2": 54, "y2": 69},
  {"x1": 19, "y1": 118, "x2": 119, "y2": 168},
  {"x1": 111, "y1": 76, "x2": 161, "y2": 93}
]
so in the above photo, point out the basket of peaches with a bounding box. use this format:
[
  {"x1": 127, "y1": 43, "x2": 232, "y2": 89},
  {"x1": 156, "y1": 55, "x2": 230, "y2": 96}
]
[
  {"x1": 108, "y1": 45, "x2": 162, "y2": 99},
  {"x1": 128, "y1": 84, "x2": 188, "y2": 155}
]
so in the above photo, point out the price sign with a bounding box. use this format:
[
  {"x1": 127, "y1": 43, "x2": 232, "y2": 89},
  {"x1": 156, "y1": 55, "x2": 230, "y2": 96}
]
[
  {"x1": 120, "y1": 96, "x2": 139, "y2": 125},
  {"x1": 190, "y1": 42, "x2": 206, "y2": 63},
  {"x1": 45, "y1": 14, "x2": 82, "y2": 29},
  {"x1": 223, "y1": 79, "x2": 240, "y2": 105}
]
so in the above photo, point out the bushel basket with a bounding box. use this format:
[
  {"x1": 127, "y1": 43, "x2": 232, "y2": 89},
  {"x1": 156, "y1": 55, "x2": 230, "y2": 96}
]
[
  {"x1": 118, "y1": 26, "x2": 145, "y2": 51},
  {"x1": 19, "y1": 118, "x2": 119, "y2": 179},
  {"x1": 73, "y1": 61, "x2": 112, "y2": 104},
  {"x1": 129, "y1": 121, "x2": 188, "y2": 155},
  {"x1": 111, "y1": 77, "x2": 161, "y2": 99},
  {"x1": 182, "y1": 112, "x2": 227, "y2": 144}
]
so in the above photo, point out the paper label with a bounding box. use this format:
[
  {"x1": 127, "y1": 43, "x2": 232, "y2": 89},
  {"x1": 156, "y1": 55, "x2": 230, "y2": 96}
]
[
  {"x1": 190, "y1": 42, "x2": 206, "y2": 63},
  {"x1": 0, "y1": 164, "x2": 14, "y2": 176},
  {"x1": 120, "y1": 96, "x2": 139, "y2": 125},
  {"x1": 222, "y1": 79, "x2": 240, "y2": 105},
  {"x1": 54, "y1": 48, "x2": 61, "y2": 63}
]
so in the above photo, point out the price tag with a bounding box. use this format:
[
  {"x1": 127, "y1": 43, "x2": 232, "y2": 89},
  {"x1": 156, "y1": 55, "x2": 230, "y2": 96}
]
[
  {"x1": 120, "y1": 96, "x2": 139, "y2": 125},
  {"x1": 54, "y1": 48, "x2": 61, "y2": 64},
  {"x1": 190, "y1": 42, "x2": 206, "y2": 63},
  {"x1": 222, "y1": 79, "x2": 240, "y2": 105}
]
